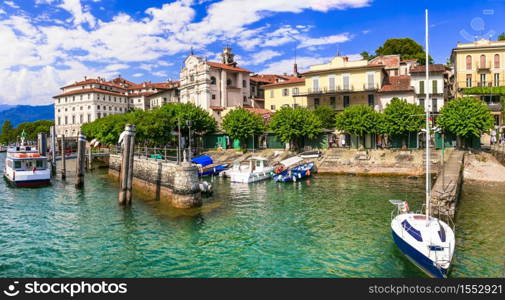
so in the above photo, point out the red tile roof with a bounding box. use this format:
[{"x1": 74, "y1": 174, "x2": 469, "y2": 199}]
[
  {"x1": 245, "y1": 107, "x2": 273, "y2": 116},
  {"x1": 380, "y1": 75, "x2": 414, "y2": 93},
  {"x1": 128, "y1": 81, "x2": 179, "y2": 90},
  {"x1": 250, "y1": 74, "x2": 296, "y2": 83},
  {"x1": 53, "y1": 88, "x2": 126, "y2": 98},
  {"x1": 62, "y1": 78, "x2": 126, "y2": 90},
  {"x1": 409, "y1": 64, "x2": 447, "y2": 74},
  {"x1": 369, "y1": 55, "x2": 400, "y2": 69},
  {"x1": 210, "y1": 106, "x2": 224, "y2": 111},
  {"x1": 207, "y1": 61, "x2": 251, "y2": 73},
  {"x1": 262, "y1": 77, "x2": 305, "y2": 88}
]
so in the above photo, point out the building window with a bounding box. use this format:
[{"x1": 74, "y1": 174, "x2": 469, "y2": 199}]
[
  {"x1": 368, "y1": 94, "x2": 374, "y2": 107},
  {"x1": 282, "y1": 88, "x2": 289, "y2": 96},
  {"x1": 367, "y1": 72, "x2": 375, "y2": 89},
  {"x1": 480, "y1": 74, "x2": 487, "y2": 86},
  {"x1": 419, "y1": 80, "x2": 425, "y2": 94},
  {"x1": 87, "y1": 114, "x2": 91, "y2": 122},
  {"x1": 292, "y1": 87, "x2": 299, "y2": 95},
  {"x1": 72, "y1": 115, "x2": 75, "y2": 124},
  {"x1": 312, "y1": 77, "x2": 319, "y2": 92},
  {"x1": 58, "y1": 117, "x2": 61, "y2": 125},
  {"x1": 227, "y1": 79, "x2": 232, "y2": 86},
  {"x1": 80, "y1": 115, "x2": 83, "y2": 124},
  {"x1": 432, "y1": 80, "x2": 438, "y2": 94},
  {"x1": 97, "y1": 113, "x2": 101, "y2": 119},
  {"x1": 330, "y1": 96, "x2": 336, "y2": 108},
  {"x1": 343, "y1": 95, "x2": 350, "y2": 108},
  {"x1": 314, "y1": 98, "x2": 320, "y2": 108},
  {"x1": 328, "y1": 76, "x2": 336, "y2": 91},
  {"x1": 480, "y1": 54, "x2": 486, "y2": 68},
  {"x1": 494, "y1": 73, "x2": 500, "y2": 87},
  {"x1": 243, "y1": 96, "x2": 247, "y2": 102},
  {"x1": 270, "y1": 105, "x2": 276, "y2": 110},
  {"x1": 343, "y1": 74, "x2": 350, "y2": 90},
  {"x1": 242, "y1": 80, "x2": 247, "y2": 88},
  {"x1": 466, "y1": 55, "x2": 472, "y2": 70},
  {"x1": 466, "y1": 74, "x2": 472, "y2": 88},
  {"x1": 495, "y1": 54, "x2": 500, "y2": 69},
  {"x1": 210, "y1": 76, "x2": 216, "y2": 84},
  {"x1": 65, "y1": 116, "x2": 68, "y2": 125},
  {"x1": 419, "y1": 98, "x2": 425, "y2": 108},
  {"x1": 212, "y1": 94, "x2": 216, "y2": 100},
  {"x1": 87, "y1": 94, "x2": 90, "y2": 99},
  {"x1": 80, "y1": 106, "x2": 83, "y2": 110},
  {"x1": 270, "y1": 90, "x2": 274, "y2": 98},
  {"x1": 432, "y1": 99, "x2": 438, "y2": 113},
  {"x1": 190, "y1": 75, "x2": 194, "y2": 82}
]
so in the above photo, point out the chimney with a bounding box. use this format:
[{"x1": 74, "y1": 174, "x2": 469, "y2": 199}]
[
  {"x1": 343, "y1": 56, "x2": 349, "y2": 62},
  {"x1": 84, "y1": 76, "x2": 87, "y2": 80}
]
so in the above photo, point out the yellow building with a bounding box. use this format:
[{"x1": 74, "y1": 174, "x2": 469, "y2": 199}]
[
  {"x1": 451, "y1": 39, "x2": 505, "y2": 126},
  {"x1": 297, "y1": 56, "x2": 386, "y2": 111},
  {"x1": 263, "y1": 77, "x2": 306, "y2": 111}
]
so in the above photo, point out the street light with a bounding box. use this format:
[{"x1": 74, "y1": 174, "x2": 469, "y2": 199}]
[{"x1": 186, "y1": 120, "x2": 192, "y2": 161}]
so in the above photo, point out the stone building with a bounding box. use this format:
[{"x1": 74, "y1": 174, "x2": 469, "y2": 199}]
[
  {"x1": 178, "y1": 47, "x2": 252, "y2": 121},
  {"x1": 409, "y1": 64, "x2": 452, "y2": 113},
  {"x1": 53, "y1": 76, "x2": 132, "y2": 137}
]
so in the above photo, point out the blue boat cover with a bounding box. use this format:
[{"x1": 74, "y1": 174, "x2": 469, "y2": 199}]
[{"x1": 192, "y1": 155, "x2": 213, "y2": 167}]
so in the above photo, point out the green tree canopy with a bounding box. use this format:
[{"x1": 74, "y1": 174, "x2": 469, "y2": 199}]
[
  {"x1": 314, "y1": 105, "x2": 336, "y2": 129},
  {"x1": 0, "y1": 120, "x2": 14, "y2": 144},
  {"x1": 13, "y1": 120, "x2": 54, "y2": 141},
  {"x1": 437, "y1": 98, "x2": 494, "y2": 143},
  {"x1": 81, "y1": 103, "x2": 217, "y2": 146},
  {"x1": 335, "y1": 105, "x2": 382, "y2": 144},
  {"x1": 222, "y1": 108, "x2": 265, "y2": 148},
  {"x1": 382, "y1": 98, "x2": 425, "y2": 136},
  {"x1": 366, "y1": 38, "x2": 434, "y2": 65},
  {"x1": 269, "y1": 107, "x2": 322, "y2": 150},
  {"x1": 498, "y1": 32, "x2": 505, "y2": 41}
]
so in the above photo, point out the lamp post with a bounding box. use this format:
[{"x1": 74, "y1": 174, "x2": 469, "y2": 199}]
[
  {"x1": 177, "y1": 118, "x2": 182, "y2": 164},
  {"x1": 186, "y1": 120, "x2": 192, "y2": 161}
]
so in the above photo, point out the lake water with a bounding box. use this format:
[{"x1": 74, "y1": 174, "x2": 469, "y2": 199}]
[{"x1": 0, "y1": 152, "x2": 503, "y2": 277}]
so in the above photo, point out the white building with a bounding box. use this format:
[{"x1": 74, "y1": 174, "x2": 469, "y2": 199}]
[
  {"x1": 409, "y1": 64, "x2": 451, "y2": 113},
  {"x1": 127, "y1": 81, "x2": 179, "y2": 110},
  {"x1": 179, "y1": 47, "x2": 251, "y2": 120},
  {"x1": 53, "y1": 77, "x2": 132, "y2": 137}
]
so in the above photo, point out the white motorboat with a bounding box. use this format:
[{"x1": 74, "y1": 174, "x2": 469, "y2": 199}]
[
  {"x1": 390, "y1": 10, "x2": 455, "y2": 278},
  {"x1": 3, "y1": 131, "x2": 51, "y2": 187},
  {"x1": 228, "y1": 157, "x2": 273, "y2": 183}
]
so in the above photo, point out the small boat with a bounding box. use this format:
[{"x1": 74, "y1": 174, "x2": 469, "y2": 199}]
[
  {"x1": 272, "y1": 156, "x2": 314, "y2": 182},
  {"x1": 191, "y1": 155, "x2": 228, "y2": 177},
  {"x1": 299, "y1": 150, "x2": 321, "y2": 159},
  {"x1": 3, "y1": 131, "x2": 51, "y2": 187},
  {"x1": 390, "y1": 10, "x2": 455, "y2": 278},
  {"x1": 0, "y1": 145, "x2": 7, "y2": 152},
  {"x1": 228, "y1": 157, "x2": 273, "y2": 183}
]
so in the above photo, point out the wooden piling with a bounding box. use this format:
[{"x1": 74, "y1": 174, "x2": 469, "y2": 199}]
[
  {"x1": 75, "y1": 133, "x2": 86, "y2": 188},
  {"x1": 37, "y1": 133, "x2": 47, "y2": 156},
  {"x1": 126, "y1": 125, "x2": 136, "y2": 205},
  {"x1": 87, "y1": 146, "x2": 92, "y2": 170},
  {"x1": 61, "y1": 134, "x2": 66, "y2": 180},
  {"x1": 50, "y1": 126, "x2": 57, "y2": 175},
  {"x1": 118, "y1": 124, "x2": 132, "y2": 205}
]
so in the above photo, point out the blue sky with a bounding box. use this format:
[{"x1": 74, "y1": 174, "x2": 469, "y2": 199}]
[{"x1": 0, "y1": 0, "x2": 504, "y2": 105}]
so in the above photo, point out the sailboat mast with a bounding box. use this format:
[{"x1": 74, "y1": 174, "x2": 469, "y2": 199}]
[{"x1": 425, "y1": 9, "x2": 431, "y2": 219}]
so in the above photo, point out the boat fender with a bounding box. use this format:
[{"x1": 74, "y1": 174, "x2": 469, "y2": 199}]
[
  {"x1": 292, "y1": 176, "x2": 296, "y2": 182},
  {"x1": 298, "y1": 173, "x2": 302, "y2": 179},
  {"x1": 306, "y1": 169, "x2": 311, "y2": 176}
]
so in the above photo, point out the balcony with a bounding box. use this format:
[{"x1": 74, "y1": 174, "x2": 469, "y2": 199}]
[
  {"x1": 457, "y1": 80, "x2": 505, "y2": 90},
  {"x1": 304, "y1": 83, "x2": 378, "y2": 96},
  {"x1": 476, "y1": 62, "x2": 492, "y2": 71}
]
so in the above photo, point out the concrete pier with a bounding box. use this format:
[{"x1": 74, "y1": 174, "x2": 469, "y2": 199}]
[
  {"x1": 109, "y1": 155, "x2": 201, "y2": 208},
  {"x1": 430, "y1": 150, "x2": 465, "y2": 221}
]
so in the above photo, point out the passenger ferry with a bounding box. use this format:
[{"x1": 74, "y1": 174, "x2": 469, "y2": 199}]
[{"x1": 3, "y1": 131, "x2": 51, "y2": 187}]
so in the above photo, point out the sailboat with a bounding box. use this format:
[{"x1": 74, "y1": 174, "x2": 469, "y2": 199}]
[{"x1": 390, "y1": 10, "x2": 455, "y2": 278}]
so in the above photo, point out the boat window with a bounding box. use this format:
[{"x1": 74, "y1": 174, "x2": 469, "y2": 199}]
[
  {"x1": 14, "y1": 161, "x2": 21, "y2": 169},
  {"x1": 438, "y1": 226, "x2": 446, "y2": 243},
  {"x1": 256, "y1": 160, "x2": 262, "y2": 167},
  {"x1": 36, "y1": 160, "x2": 43, "y2": 168},
  {"x1": 401, "y1": 220, "x2": 423, "y2": 242},
  {"x1": 429, "y1": 245, "x2": 444, "y2": 251}
]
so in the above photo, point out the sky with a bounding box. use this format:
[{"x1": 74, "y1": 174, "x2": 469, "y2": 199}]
[{"x1": 0, "y1": 0, "x2": 504, "y2": 106}]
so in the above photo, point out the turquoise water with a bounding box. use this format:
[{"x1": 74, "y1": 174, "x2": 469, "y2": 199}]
[{"x1": 0, "y1": 152, "x2": 503, "y2": 277}]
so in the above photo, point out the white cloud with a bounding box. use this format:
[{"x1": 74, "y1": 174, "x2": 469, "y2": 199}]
[
  {"x1": 58, "y1": 0, "x2": 97, "y2": 27},
  {"x1": 260, "y1": 56, "x2": 333, "y2": 74},
  {"x1": 299, "y1": 33, "x2": 351, "y2": 48},
  {"x1": 4, "y1": 1, "x2": 20, "y2": 9},
  {"x1": 132, "y1": 73, "x2": 144, "y2": 77},
  {"x1": 0, "y1": 9, "x2": 6, "y2": 15},
  {"x1": 152, "y1": 71, "x2": 168, "y2": 77},
  {"x1": 243, "y1": 49, "x2": 282, "y2": 65}
]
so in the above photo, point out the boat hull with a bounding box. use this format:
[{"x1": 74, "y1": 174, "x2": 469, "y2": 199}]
[
  {"x1": 4, "y1": 175, "x2": 51, "y2": 187},
  {"x1": 392, "y1": 229, "x2": 447, "y2": 278}
]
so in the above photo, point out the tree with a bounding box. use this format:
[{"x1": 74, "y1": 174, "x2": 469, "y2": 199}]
[
  {"x1": 314, "y1": 105, "x2": 336, "y2": 129},
  {"x1": 374, "y1": 38, "x2": 433, "y2": 65},
  {"x1": 222, "y1": 108, "x2": 265, "y2": 149},
  {"x1": 498, "y1": 32, "x2": 505, "y2": 41},
  {"x1": 335, "y1": 105, "x2": 382, "y2": 147},
  {"x1": 437, "y1": 98, "x2": 494, "y2": 148},
  {"x1": 360, "y1": 51, "x2": 373, "y2": 61},
  {"x1": 0, "y1": 120, "x2": 14, "y2": 144},
  {"x1": 382, "y1": 98, "x2": 425, "y2": 147},
  {"x1": 269, "y1": 107, "x2": 323, "y2": 150}
]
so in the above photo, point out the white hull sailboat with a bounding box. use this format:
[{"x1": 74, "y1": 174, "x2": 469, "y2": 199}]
[{"x1": 390, "y1": 10, "x2": 455, "y2": 278}]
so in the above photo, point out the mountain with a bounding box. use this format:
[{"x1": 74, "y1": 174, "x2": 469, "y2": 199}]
[{"x1": 0, "y1": 104, "x2": 54, "y2": 128}]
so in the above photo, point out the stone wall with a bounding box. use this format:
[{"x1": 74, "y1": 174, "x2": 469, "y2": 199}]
[
  {"x1": 490, "y1": 144, "x2": 505, "y2": 166},
  {"x1": 109, "y1": 155, "x2": 201, "y2": 208}
]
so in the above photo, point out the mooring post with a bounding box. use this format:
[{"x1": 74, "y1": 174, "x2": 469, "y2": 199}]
[
  {"x1": 50, "y1": 126, "x2": 57, "y2": 175},
  {"x1": 87, "y1": 145, "x2": 92, "y2": 170},
  {"x1": 118, "y1": 124, "x2": 132, "y2": 205},
  {"x1": 75, "y1": 133, "x2": 86, "y2": 188},
  {"x1": 126, "y1": 125, "x2": 136, "y2": 205},
  {"x1": 61, "y1": 134, "x2": 66, "y2": 180},
  {"x1": 37, "y1": 133, "x2": 47, "y2": 156}
]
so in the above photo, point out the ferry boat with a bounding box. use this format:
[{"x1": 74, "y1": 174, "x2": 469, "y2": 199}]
[
  {"x1": 3, "y1": 131, "x2": 51, "y2": 187},
  {"x1": 228, "y1": 157, "x2": 273, "y2": 183},
  {"x1": 389, "y1": 10, "x2": 454, "y2": 278}
]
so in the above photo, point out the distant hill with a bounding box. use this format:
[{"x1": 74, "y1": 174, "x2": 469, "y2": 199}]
[{"x1": 0, "y1": 104, "x2": 54, "y2": 129}]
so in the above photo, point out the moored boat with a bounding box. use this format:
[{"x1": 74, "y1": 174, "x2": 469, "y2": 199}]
[
  {"x1": 191, "y1": 155, "x2": 228, "y2": 177},
  {"x1": 272, "y1": 156, "x2": 314, "y2": 182},
  {"x1": 3, "y1": 131, "x2": 51, "y2": 187},
  {"x1": 228, "y1": 157, "x2": 273, "y2": 183}
]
